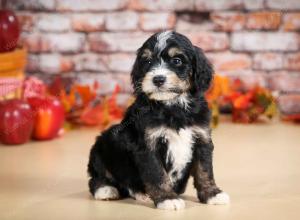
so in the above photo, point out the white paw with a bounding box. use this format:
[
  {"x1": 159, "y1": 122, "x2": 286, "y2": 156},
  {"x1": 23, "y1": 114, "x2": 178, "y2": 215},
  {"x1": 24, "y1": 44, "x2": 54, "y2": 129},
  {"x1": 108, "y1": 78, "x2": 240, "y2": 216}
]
[
  {"x1": 157, "y1": 198, "x2": 185, "y2": 210},
  {"x1": 134, "y1": 193, "x2": 152, "y2": 202},
  {"x1": 94, "y1": 186, "x2": 119, "y2": 200},
  {"x1": 207, "y1": 192, "x2": 230, "y2": 205}
]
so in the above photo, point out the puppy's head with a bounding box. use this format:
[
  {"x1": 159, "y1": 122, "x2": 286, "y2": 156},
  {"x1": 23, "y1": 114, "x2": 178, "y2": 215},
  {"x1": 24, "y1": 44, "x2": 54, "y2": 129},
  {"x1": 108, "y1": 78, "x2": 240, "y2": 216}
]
[{"x1": 131, "y1": 31, "x2": 213, "y2": 101}]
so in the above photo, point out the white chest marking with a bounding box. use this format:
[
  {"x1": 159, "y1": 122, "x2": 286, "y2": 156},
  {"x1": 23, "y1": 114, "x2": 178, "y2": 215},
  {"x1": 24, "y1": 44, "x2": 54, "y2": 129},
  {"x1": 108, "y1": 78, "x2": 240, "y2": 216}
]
[{"x1": 145, "y1": 126, "x2": 210, "y2": 183}]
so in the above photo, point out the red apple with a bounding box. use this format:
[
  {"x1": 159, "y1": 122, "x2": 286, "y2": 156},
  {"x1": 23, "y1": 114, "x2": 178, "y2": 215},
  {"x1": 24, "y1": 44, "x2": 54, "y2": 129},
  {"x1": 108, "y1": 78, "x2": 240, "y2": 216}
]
[
  {"x1": 0, "y1": 99, "x2": 34, "y2": 145},
  {"x1": 28, "y1": 96, "x2": 65, "y2": 140},
  {"x1": 0, "y1": 10, "x2": 20, "y2": 52}
]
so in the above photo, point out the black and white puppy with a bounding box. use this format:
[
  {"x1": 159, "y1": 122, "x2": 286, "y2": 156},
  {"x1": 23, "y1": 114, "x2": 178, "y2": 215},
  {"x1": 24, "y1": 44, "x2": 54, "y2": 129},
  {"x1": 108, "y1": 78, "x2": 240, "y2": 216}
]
[{"x1": 88, "y1": 31, "x2": 230, "y2": 210}]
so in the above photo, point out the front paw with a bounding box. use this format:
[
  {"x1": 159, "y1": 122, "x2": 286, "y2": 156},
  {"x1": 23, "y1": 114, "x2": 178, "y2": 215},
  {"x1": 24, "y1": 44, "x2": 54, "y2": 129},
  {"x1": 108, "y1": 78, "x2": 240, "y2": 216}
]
[
  {"x1": 156, "y1": 198, "x2": 185, "y2": 210},
  {"x1": 207, "y1": 192, "x2": 230, "y2": 205}
]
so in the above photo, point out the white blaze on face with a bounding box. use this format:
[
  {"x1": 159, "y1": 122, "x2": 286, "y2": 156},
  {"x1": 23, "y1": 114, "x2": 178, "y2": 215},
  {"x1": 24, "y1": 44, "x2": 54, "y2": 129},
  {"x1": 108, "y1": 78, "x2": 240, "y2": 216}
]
[{"x1": 156, "y1": 30, "x2": 172, "y2": 52}]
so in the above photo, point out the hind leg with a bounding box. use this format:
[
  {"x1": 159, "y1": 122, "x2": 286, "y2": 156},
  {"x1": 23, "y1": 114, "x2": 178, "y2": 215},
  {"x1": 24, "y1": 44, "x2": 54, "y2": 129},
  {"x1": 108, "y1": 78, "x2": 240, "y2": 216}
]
[{"x1": 88, "y1": 147, "x2": 123, "y2": 200}]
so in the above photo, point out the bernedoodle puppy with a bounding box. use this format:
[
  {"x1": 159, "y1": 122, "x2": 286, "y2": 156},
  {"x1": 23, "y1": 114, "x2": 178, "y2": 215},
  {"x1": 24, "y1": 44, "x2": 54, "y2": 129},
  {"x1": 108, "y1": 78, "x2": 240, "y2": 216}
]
[{"x1": 87, "y1": 31, "x2": 230, "y2": 210}]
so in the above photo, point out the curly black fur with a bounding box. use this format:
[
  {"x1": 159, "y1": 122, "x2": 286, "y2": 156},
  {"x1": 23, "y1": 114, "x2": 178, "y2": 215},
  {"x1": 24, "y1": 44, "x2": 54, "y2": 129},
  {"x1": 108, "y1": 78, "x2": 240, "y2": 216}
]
[{"x1": 88, "y1": 31, "x2": 226, "y2": 208}]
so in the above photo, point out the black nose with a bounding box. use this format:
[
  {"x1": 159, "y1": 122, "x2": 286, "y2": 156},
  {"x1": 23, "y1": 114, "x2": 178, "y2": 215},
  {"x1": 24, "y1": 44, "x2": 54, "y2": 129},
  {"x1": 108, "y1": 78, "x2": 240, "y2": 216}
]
[{"x1": 152, "y1": 75, "x2": 166, "y2": 87}]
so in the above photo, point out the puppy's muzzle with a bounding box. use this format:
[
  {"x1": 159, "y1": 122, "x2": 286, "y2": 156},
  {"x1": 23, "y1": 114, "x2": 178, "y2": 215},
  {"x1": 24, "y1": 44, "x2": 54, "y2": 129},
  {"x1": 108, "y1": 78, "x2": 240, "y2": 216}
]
[{"x1": 152, "y1": 75, "x2": 166, "y2": 87}]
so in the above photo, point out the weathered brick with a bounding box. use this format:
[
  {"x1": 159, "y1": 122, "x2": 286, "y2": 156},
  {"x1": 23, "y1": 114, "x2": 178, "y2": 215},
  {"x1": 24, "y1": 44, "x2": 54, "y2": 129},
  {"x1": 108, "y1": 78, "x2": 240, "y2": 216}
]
[
  {"x1": 246, "y1": 11, "x2": 281, "y2": 30},
  {"x1": 268, "y1": 71, "x2": 300, "y2": 93},
  {"x1": 283, "y1": 13, "x2": 300, "y2": 31},
  {"x1": 284, "y1": 53, "x2": 300, "y2": 70},
  {"x1": 195, "y1": 0, "x2": 243, "y2": 11},
  {"x1": 45, "y1": 33, "x2": 86, "y2": 53},
  {"x1": 107, "y1": 53, "x2": 135, "y2": 72},
  {"x1": 211, "y1": 12, "x2": 246, "y2": 31},
  {"x1": 17, "y1": 12, "x2": 35, "y2": 32},
  {"x1": 77, "y1": 73, "x2": 116, "y2": 94},
  {"x1": 7, "y1": 0, "x2": 55, "y2": 11},
  {"x1": 89, "y1": 32, "x2": 149, "y2": 52},
  {"x1": 72, "y1": 14, "x2": 105, "y2": 32},
  {"x1": 114, "y1": 73, "x2": 133, "y2": 93},
  {"x1": 73, "y1": 53, "x2": 108, "y2": 72},
  {"x1": 21, "y1": 33, "x2": 49, "y2": 53},
  {"x1": 77, "y1": 73, "x2": 132, "y2": 95},
  {"x1": 242, "y1": 0, "x2": 264, "y2": 10},
  {"x1": 174, "y1": 0, "x2": 195, "y2": 11},
  {"x1": 140, "y1": 12, "x2": 176, "y2": 31},
  {"x1": 185, "y1": 32, "x2": 229, "y2": 51},
  {"x1": 266, "y1": 0, "x2": 300, "y2": 10},
  {"x1": 57, "y1": 0, "x2": 127, "y2": 11},
  {"x1": 278, "y1": 94, "x2": 300, "y2": 114},
  {"x1": 253, "y1": 53, "x2": 283, "y2": 70},
  {"x1": 39, "y1": 54, "x2": 73, "y2": 74},
  {"x1": 207, "y1": 52, "x2": 251, "y2": 71},
  {"x1": 221, "y1": 70, "x2": 268, "y2": 89},
  {"x1": 128, "y1": 0, "x2": 175, "y2": 11},
  {"x1": 26, "y1": 55, "x2": 40, "y2": 72},
  {"x1": 106, "y1": 11, "x2": 139, "y2": 31},
  {"x1": 36, "y1": 14, "x2": 71, "y2": 32},
  {"x1": 231, "y1": 32, "x2": 300, "y2": 51},
  {"x1": 176, "y1": 13, "x2": 214, "y2": 32}
]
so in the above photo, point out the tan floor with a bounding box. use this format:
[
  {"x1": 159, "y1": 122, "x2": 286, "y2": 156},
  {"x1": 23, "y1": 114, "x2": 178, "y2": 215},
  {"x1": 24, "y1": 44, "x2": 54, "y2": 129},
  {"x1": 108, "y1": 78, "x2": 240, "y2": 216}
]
[{"x1": 0, "y1": 121, "x2": 300, "y2": 220}]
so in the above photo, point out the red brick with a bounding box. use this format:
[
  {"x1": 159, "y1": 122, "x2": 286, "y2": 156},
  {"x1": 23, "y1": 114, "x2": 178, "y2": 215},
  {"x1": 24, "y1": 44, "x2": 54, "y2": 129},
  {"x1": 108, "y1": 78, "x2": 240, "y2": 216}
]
[
  {"x1": 174, "y1": 0, "x2": 195, "y2": 11},
  {"x1": 106, "y1": 53, "x2": 135, "y2": 72},
  {"x1": 72, "y1": 14, "x2": 105, "y2": 32},
  {"x1": 20, "y1": 33, "x2": 49, "y2": 53},
  {"x1": 268, "y1": 71, "x2": 300, "y2": 93},
  {"x1": 57, "y1": 0, "x2": 127, "y2": 11},
  {"x1": 26, "y1": 55, "x2": 40, "y2": 72},
  {"x1": 17, "y1": 12, "x2": 35, "y2": 32},
  {"x1": 128, "y1": 0, "x2": 175, "y2": 11},
  {"x1": 45, "y1": 33, "x2": 86, "y2": 53},
  {"x1": 266, "y1": 0, "x2": 300, "y2": 10},
  {"x1": 195, "y1": 0, "x2": 243, "y2": 11},
  {"x1": 88, "y1": 32, "x2": 149, "y2": 52},
  {"x1": 243, "y1": 0, "x2": 264, "y2": 10},
  {"x1": 77, "y1": 73, "x2": 116, "y2": 95},
  {"x1": 231, "y1": 32, "x2": 300, "y2": 52},
  {"x1": 77, "y1": 73, "x2": 133, "y2": 95},
  {"x1": 7, "y1": 0, "x2": 55, "y2": 11},
  {"x1": 73, "y1": 54, "x2": 108, "y2": 72},
  {"x1": 140, "y1": 12, "x2": 176, "y2": 31},
  {"x1": 284, "y1": 53, "x2": 300, "y2": 71},
  {"x1": 39, "y1": 54, "x2": 73, "y2": 74},
  {"x1": 277, "y1": 94, "x2": 300, "y2": 114},
  {"x1": 253, "y1": 53, "x2": 283, "y2": 70},
  {"x1": 221, "y1": 70, "x2": 268, "y2": 89},
  {"x1": 21, "y1": 33, "x2": 85, "y2": 53},
  {"x1": 211, "y1": 12, "x2": 246, "y2": 31},
  {"x1": 283, "y1": 13, "x2": 300, "y2": 31},
  {"x1": 106, "y1": 11, "x2": 139, "y2": 31},
  {"x1": 185, "y1": 32, "x2": 229, "y2": 52},
  {"x1": 114, "y1": 73, "x2": 133, "y2": 93},
  {"x1": 246, "y1": 11, "x2": 281, "y2": 30},
  {"x1": 36, "y1": 14, "x2": 71, "y2": 32},
  {"x1": 207, "y1": 52, "x2": 251, "y2": 71}
]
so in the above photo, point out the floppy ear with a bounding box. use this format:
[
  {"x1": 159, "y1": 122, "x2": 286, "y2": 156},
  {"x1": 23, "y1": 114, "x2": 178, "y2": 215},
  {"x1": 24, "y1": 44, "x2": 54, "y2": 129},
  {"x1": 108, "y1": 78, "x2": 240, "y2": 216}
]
[
  {"x1": 192, "y1": 46, "x2": 214, "y2": 93},
  {"x1": 130, "y1": 48, "x2": 142, "y2": 95}
]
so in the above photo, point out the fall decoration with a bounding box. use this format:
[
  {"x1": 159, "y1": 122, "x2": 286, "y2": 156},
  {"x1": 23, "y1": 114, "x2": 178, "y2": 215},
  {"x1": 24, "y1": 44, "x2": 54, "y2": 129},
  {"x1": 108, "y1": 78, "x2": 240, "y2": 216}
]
[{"x1": 206, "y1": 75, "x2": 277, "y2": 125}]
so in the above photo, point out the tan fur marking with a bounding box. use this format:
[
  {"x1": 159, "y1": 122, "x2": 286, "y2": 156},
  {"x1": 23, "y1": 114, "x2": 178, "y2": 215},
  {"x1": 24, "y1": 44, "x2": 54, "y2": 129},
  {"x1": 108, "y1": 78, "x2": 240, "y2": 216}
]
[
  {"x1": 168, "y1": 47, "x2": 184, "y2": 57},
  {"x1": 141, "y1": 48, "x2": 152, "y2": 59}
]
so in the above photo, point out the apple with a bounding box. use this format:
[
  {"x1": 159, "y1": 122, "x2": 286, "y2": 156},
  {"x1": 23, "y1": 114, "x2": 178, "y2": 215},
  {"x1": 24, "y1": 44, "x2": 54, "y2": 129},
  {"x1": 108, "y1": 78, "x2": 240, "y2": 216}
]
[
  {"x1": 0, "y1": 99, "x2": 34, "y2": 145},
  {"x1": 0, "y1": 10, "x2": 20, "y2": 52},
  {"x1": 28, "y1": 96, "x2": 65, "y2": 140}
]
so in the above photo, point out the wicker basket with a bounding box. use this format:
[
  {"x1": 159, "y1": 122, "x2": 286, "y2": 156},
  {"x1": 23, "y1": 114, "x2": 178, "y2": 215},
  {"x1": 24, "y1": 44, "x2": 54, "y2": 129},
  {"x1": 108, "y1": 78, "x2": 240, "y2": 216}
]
[{"x1": 0, "y1": 47, "x2": 27, "y2": 99}]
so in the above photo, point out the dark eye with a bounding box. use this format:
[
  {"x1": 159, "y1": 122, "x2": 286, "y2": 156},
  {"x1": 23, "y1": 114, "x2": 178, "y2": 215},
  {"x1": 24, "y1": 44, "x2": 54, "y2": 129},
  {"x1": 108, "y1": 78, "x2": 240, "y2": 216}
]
[
  {"x1": 147, "y1": 60, "x2": 152, "y2": 65},
  {"x1": 171, "y1": 57, "x2": 182, "y2": 66}
]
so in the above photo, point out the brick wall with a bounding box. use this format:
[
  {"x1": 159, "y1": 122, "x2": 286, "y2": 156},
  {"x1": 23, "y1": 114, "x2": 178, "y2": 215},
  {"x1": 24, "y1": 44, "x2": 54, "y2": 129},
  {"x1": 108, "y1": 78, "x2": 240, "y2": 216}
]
[{"x1": 6, "y1": 0, "x2": 300, "y2": 114}]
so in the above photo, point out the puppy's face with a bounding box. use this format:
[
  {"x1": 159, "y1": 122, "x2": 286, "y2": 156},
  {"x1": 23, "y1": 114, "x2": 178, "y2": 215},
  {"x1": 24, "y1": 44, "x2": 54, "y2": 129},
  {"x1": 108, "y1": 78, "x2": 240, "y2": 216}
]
[{"x1": 131, "y1": 31, "x2": 213, "y2": 101}]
